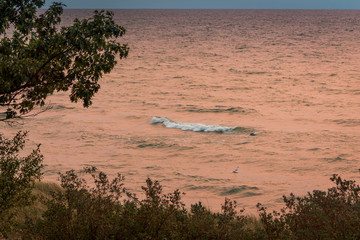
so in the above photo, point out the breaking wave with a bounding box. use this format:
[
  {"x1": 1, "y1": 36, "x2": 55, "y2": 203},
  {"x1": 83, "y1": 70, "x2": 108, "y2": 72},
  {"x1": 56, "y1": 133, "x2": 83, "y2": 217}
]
[{"x1": 151, "y1": 117, "x2": 238, "y2": 133}]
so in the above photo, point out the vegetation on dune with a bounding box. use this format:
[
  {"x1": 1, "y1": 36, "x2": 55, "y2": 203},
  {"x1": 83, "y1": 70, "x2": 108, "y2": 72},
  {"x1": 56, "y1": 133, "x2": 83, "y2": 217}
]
[
  {"x1": 0, "y1": 131, "x2": 43, "y2": 237},
  {"x1": 5, "y1": 167, "x2": 266, "y2": 239},
  {"x1": 2, "y1": 166, "x2": 360, "y2": 239},
  {"x1": 258, "y1": 174, "x2": 360, "y2": 240}
]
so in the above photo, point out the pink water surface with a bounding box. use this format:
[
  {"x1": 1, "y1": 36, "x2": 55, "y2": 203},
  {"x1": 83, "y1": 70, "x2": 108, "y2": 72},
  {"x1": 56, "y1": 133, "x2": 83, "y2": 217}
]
[{"x1": 2, "y1": 10, "x2": 360, "y2": 213}]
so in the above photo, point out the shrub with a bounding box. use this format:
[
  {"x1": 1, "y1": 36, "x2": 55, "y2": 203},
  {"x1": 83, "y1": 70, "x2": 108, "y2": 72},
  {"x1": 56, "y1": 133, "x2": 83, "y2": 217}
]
[
  {"x1": 0, "y1": 131, "x2": 43, "y2": 238},
  {"x1": 25, "y1": 167, "x2": 126, "y2": 239},
  {"x1": 258, "y1": 174, "x2": 360, "y2": 240},
  {"x1": 186, "y1": 199, "x2": 266, "y2": 240},
  {"x1": 18, "y1": 169, "x2": 360, "y2": 239},
  {"x1": 22, "y1": 168, "x2": 264, "y2": 240}
]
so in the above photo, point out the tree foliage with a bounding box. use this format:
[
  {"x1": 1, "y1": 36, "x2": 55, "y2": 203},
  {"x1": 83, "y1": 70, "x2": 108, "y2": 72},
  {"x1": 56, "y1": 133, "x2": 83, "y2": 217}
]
[
  {"x1": 0, "y1": 131, "x2": 43, "y2": 238},
  {"x1": 0, "y1": 0, "x2": 129, "y2": 120}
]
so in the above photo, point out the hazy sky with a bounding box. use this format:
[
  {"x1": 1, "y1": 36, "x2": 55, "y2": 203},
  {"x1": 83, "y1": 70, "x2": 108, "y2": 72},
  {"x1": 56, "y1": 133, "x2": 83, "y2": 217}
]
[{"x1": 43, "y1": 0, "x2": 360, "y2": 10}]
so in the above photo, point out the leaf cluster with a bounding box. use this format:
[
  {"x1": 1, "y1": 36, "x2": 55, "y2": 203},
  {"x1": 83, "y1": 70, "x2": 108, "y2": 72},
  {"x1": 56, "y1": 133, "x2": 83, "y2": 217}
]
[{"x1": 0, "y1": 0, "x2": 129, "y2": 120}]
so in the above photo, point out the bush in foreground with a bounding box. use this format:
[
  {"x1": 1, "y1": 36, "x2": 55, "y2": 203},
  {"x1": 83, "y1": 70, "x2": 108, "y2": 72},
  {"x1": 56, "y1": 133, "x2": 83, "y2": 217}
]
[
  {"x1": 22, "y1": 167, "x2": 265, "y2": 239},
  {"x1": 3, "y1": 169, "x2": 360, "y2": 239},
  {"x1": 258, "y1": 174, "x2": 360, "y2": 240},
  {"x1": 0, "y1": 131, "x2": 43, "y2": 238}
]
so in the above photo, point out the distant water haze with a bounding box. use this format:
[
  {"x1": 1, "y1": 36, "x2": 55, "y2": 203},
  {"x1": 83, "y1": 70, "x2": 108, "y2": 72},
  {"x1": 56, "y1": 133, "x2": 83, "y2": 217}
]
[{"x1": 3, "y1": 9, "x2": 360, "y2": 212}]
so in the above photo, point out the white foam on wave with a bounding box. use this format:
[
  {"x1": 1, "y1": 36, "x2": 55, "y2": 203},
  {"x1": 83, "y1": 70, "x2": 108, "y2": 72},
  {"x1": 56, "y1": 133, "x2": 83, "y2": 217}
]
[{"x1": 151, "y1": 117, "x2": 236, "y2": 133}]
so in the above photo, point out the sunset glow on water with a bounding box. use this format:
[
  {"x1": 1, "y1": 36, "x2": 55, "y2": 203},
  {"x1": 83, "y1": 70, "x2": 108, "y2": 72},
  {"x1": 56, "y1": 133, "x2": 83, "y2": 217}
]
[{"x1": 3, "y1": 10, "x2": 360, "y2": 213}]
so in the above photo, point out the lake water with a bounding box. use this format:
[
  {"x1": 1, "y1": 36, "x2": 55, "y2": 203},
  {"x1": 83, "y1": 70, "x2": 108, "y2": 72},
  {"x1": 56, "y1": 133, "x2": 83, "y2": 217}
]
[{"x1": 2, "y1": 9, "x2": 360, "y2": 213}]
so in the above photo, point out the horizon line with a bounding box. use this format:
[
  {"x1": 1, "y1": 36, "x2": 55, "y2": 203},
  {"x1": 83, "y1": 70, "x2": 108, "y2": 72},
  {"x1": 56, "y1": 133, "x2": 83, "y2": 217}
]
[{"x1": 41, "y1": 8, "x2": 360, "y2": 10}]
